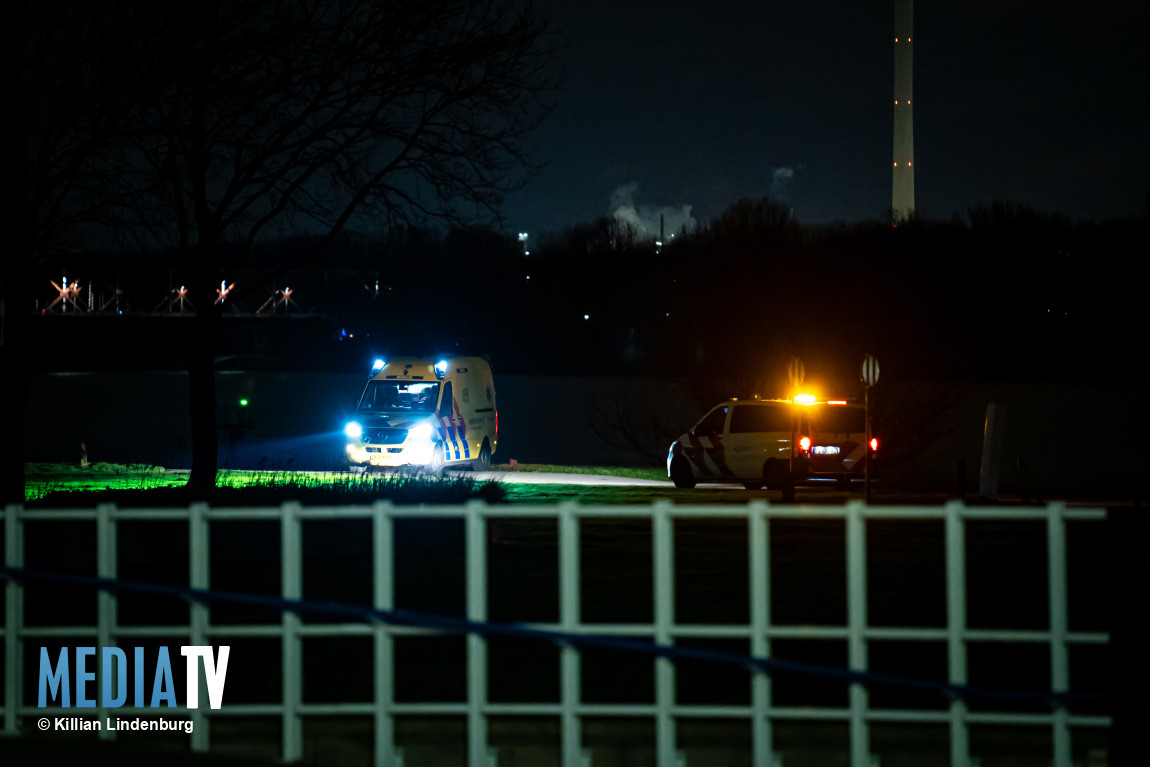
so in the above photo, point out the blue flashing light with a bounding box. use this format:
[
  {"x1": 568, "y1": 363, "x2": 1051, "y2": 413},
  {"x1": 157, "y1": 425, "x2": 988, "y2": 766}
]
[
  {"x1": 344, "y1": 421, "x2": 363, "y2": 439},
  {"x1": 371, "y1": 359, "x2": 385, "y2": 373},
  {"x1": 435, "y1": 360, "x2": 448, "y2": 379}
]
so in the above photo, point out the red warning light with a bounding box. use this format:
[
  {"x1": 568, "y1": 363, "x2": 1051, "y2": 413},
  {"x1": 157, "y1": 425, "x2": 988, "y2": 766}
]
[
  {"x1": 869, "y1": 437, "x2": 879, "y2": 452},
  {"x1": 799, "y1": 436, "x2": 811, "y2": 452}
]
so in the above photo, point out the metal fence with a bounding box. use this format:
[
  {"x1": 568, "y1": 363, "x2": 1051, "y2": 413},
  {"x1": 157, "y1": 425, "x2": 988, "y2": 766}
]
[{"x1": 2, "y1": 500, "x2": 1110, "y2": 766}]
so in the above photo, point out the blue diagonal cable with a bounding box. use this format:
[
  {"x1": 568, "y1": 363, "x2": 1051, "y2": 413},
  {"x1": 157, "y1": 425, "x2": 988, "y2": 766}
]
[{"x1": 0, "y1": 565, "x2": 1101, "y2": 708}]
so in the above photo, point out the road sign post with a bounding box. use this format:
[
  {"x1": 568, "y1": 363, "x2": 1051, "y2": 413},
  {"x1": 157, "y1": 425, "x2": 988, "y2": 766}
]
[
  {"x1": 785, "y1": 357, "x2": 805, "y2": 503},
  {"x1": 860, "y1": 354, "x2": 880, "y2": 503}
]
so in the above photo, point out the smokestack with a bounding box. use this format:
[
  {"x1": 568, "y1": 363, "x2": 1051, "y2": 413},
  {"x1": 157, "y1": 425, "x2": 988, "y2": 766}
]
[{"x1": 892, "y1": 0, "x2": 915, "y2": 223}]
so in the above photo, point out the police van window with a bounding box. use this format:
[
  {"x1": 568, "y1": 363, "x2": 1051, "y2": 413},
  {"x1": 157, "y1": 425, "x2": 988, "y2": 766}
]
[
  {"x1": 810, "y1": 405, "x2": 865, "y2": 434},
  {"x1": 730, "y1": 404, "x2": 791, "y2": 433},
  {"x1": 695, "y1": 406, "x2": 728, "y2": 435},
  {"x1": 359, "y1": 381, "x2": 439, "y2": 413},
  {"x1": 438, "y1": 381, "x2": 453, "y2": 418}
]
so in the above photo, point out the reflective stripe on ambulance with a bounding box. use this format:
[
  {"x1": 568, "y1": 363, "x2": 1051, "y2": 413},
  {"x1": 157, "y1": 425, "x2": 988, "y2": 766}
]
[{"x1": 437, "y1": 399, "x2": 472, "y2": 461}]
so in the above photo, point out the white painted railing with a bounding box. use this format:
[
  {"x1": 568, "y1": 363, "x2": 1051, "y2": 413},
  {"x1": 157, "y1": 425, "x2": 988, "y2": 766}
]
[{"x1": 2, "y1": 500, "x2": 1110, "y2": 766}]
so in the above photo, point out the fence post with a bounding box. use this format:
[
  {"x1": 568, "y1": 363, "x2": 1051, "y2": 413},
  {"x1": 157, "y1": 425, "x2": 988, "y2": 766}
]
[
  {"x1": 846, "y1": 501, "x2": 870, "y2": 766},
  {"x1": 748, "y1": 502, "x2": 773, "y2": 766},
  {"x1": 4, "y1": 505, "x2": 23, "y2": 736},
  {"x1": 1047, "y1": 503, "x2": 1071, "y2": 767},
  {"x1": 945, "y1": 501, "x2": 970, "y2": 766},
  {"x1": 558, "y1": 502, "x2": 584, "y2": 767},
  {"x1": 652, "y1": 501, "x2": 676, "y2": 767},
  {"x1": 465, "y1": 501, "x2": 490, "y2": 767},
  {"x1": 95, "y1": 503, "x2": 116, "y2": 741},
  {"x1": 373, "y1": 501, "x2": 395, "y2": 767},
  {"x1": 281, "y1": 501, "x2": 303, "y2": 763},
  {"x1": 189, "y1": 502, "x2": 210, "y2": 752}
]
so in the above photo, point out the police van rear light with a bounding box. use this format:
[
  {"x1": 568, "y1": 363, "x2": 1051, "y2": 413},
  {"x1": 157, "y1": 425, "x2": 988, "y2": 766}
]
[
  {"x1": 827, "y1": 400, "x2": 847, "y2": 405},
  {"x1": 870, "y1": 437, "x2": 879, "y2": 451}
]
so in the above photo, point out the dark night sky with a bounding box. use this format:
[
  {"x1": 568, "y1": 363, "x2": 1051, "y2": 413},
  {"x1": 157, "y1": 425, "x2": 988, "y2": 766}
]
[{"x1": 501, "y1": 0, "x2": 1149, "y2": 237}]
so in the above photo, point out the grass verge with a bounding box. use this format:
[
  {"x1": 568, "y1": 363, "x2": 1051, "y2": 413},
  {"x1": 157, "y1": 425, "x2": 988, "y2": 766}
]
[
  {"x1": 495, "y1": 463, "x2": 666, "y2": 482},
  {"x1": 24, "y1": 463, "x2": 504, "y2": 507}
]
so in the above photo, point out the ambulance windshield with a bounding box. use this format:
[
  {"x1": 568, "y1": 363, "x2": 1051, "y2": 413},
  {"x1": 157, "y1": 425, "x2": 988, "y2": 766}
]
[{"x1": 359, "y1": 381, "x2": 439, "y2": 414}]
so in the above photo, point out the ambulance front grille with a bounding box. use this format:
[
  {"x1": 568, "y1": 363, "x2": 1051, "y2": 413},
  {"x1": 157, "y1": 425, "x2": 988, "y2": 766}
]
[{"x1": 362, "y1": 428, "x2": 408, "y2": 445}]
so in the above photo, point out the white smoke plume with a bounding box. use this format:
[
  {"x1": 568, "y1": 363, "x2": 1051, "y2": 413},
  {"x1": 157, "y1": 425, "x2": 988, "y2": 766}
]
[
  {"x1": 610, "y1": 182, "x2": 698, "y2": 240},
  {"x1": 770, "y1": 167, "x2": 795, "y2": 198}
]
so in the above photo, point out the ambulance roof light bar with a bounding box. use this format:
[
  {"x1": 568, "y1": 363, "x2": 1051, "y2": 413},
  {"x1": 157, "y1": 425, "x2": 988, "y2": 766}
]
[
  {"x1": 371, "y1": 359, "x2": 386, "y2": 373},
  {"x1": 435, "y1": 360, "x2": 448, "y2": 380}
]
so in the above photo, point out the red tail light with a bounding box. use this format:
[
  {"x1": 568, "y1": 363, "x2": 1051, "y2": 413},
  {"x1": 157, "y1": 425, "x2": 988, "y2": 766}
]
[
  {"x1": 869, "y1": 437, "x2": 878, "y2": 452},
  {"x1": 799, "y1": 436, "x2": 811, "y2": 452},
  {"x1": 495, "y1": 410, "x2": 499, "y2": 439}
]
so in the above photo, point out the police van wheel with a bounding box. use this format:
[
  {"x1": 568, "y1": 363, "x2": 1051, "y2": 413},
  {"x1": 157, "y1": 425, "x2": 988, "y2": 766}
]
[
  {"x1": 764, "y1": 461, "x2": 784, "y2": 490},
  {"x1": 670, "y1": 458, "x2": 696, "y2": 489},
  {"x1": 472, "y1": 440, "x2": 492, "y2": 472},
  {"x1": 780, "y1": 473, "x2": 796, "y2": 502}
]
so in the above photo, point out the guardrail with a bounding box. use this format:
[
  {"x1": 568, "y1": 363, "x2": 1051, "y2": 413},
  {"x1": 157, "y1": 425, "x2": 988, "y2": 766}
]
[{"x1": 2, "y1": 501, "x2": 1109, "y2": 766}]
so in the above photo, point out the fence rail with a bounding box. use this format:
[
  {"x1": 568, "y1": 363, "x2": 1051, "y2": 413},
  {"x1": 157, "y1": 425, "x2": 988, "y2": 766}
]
[{"x1": 2, "y1": 500, "x2": 1110, "y2": 767}]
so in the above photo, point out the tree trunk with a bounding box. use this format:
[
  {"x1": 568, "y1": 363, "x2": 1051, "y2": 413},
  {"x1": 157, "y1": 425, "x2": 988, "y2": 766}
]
[{"x1": 185, "y1": 275, "x2": 221, "y2": 499}]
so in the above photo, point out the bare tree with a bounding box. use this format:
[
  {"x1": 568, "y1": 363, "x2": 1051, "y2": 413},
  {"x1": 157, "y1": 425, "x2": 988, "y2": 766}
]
[
  {"x1": 3, "y1": 1, "x2": 165, "y2": 503},
  {"x1": 122, "y1": 0, "x2": 555, "y2": 495}
]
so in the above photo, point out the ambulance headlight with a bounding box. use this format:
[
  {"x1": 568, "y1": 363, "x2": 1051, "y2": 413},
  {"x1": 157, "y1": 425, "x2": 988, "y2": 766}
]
[
  {"x1": 344, "y1": 421, "x2": 363, "y2": 439},
  {"x1": 409, "y1": 422, "x2": 434, "y2": 441}
]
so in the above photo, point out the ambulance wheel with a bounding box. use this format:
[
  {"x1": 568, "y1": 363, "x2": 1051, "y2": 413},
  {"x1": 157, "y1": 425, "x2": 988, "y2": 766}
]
[
  {"x1": 670, "y1": 457, "x2": 696, "y2": 489},
  {"x1": 472, "y1": 440, "x2": 492, "y2": 472},
  {"x1": 427, "y1": 444, "x2": 446, "y2": 476}
]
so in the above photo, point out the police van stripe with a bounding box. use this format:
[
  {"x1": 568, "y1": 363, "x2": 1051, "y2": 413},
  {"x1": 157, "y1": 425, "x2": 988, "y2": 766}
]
[
  {"x1": 684, "y1": 432, "x2": 712, "y2": 477},
  {"x1": 705, "y1": 436, "x2": 735, "y2": 477}
]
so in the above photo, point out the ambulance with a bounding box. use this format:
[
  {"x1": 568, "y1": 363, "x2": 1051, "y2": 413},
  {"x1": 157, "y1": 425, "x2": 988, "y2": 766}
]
[
  {"x1": 344, "y1": 356, "x2": 497, "y2": 473},
  {"x1": 666, "y1": 396, "x2": 877, "y2": 491}
]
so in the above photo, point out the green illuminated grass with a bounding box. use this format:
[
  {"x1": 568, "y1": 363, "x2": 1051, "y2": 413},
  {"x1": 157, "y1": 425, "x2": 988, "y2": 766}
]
[
  {"x1": 24, "y1": 463, "x2": 791, "y2": 506},
  {"x1": 499, "y1": 482, "x2": 768, "y2": 505},
  {"x1": 25, "y1": 462, "x2": 178, "y2": 499},
  {"x1": 24, "y1": 463, "x2": 503, "y2": 506}
]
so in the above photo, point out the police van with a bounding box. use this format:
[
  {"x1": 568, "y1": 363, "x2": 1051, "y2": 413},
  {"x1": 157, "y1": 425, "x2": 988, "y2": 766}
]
[
  {"x1": 667, "y1": 396, "x2": 877, "y2": 491},
  {"x1": 345, "y1": 356, "x2": 497, "y2": 473}
]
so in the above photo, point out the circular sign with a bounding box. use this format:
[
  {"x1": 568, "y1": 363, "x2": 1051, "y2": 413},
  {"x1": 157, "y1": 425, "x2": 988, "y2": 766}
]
[
  {"x1": 861, "y1": 354, "x2": 880, "y2": 387},
  {"x1": 787, "y1": 356, "x2": 805, "y2": 386}
]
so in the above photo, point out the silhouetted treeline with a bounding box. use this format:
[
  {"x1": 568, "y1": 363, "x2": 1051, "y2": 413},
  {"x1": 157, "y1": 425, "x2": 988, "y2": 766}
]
[{"x1": 27, "y1": 198, "x2": 1146, "y2": 386}]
